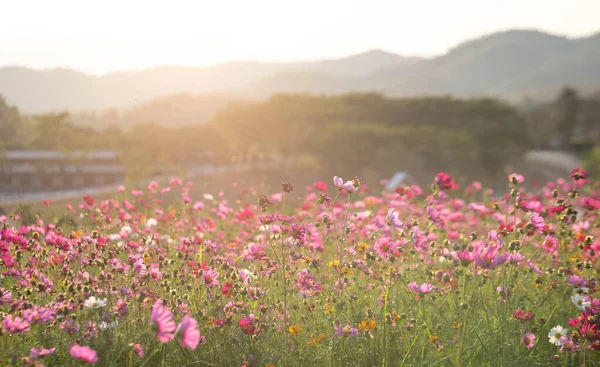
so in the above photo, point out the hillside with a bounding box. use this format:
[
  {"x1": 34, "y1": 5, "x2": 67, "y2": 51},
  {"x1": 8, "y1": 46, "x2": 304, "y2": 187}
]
[{"x1": 1, "y1": 29, "x2": 599, "y2": 113}]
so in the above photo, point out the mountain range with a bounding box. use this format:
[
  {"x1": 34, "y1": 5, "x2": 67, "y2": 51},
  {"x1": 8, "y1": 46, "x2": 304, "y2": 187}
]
[{"x1": 1, "y1": 29, "x2": 599, "y2": 114}]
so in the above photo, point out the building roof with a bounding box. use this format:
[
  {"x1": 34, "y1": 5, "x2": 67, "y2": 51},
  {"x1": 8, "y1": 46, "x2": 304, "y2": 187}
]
[
  {"x1": 0, "y1": 164, "x2": 124, "y2": 174},
  {"x1": 3, "y1": 150, "x2": 119, "y2": 160}
]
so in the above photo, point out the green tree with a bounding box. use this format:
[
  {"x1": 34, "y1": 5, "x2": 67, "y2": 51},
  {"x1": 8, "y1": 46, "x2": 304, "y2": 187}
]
[
  {"x1": 0, "y1": 95, "x2": 22, "y2": 148},
  {"x1": 555, "y1": 87, "x2": 581, "y2": 148}
]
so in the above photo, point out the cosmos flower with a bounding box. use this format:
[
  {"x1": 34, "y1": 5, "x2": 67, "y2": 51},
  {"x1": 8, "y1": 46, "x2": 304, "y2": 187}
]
[
  {"x1": 69, "y1": 345, "x2": 98, "y2": 364},
  {"x1": 571, "y1": 294, "x2": 591, "y2": 311},
  {"x1": 386, "y1": 208, "x2": 404, "y2": 230},
  {"x1": 521, "y1": 333, "x2": 535, "y2": 349},
  {"x1": 176, "y1": 315, "x2": 201, "y2": 350},
  {"x1": 548, "y1": 325, "x2": 568, "y2": 346},
  {"x1": 84, "y1": 296, "x2": 107, "y2": 309},
  {"x1": 407, "y1": 282, "x2": 434, "y2": 294},
  {"x1": 202, "y1": 269, "x2": 220, "y2": 288},
  {"x1": 150, "y1": 301, "x2": 176, "y2": 343},
  {"x1": 333, "y1": 176, "x2": 358, "y2": 193},
  {"x1": 2, "y1": 314, "x2": 30, "y2": 334},
  {"x1": 434, "y1": 172, "x2": 455, "y2": 190}
]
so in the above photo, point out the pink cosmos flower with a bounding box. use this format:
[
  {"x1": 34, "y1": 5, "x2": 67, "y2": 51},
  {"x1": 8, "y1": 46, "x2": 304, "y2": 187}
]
[
  {"x1": 150, "y1": 301, "x2": 177, "y2": 343},
  {"x1": 521, "y1": 332, "x2": 535, "y2": 349},
  {"x1": 386, "y1": 208, "x2": 404, "y2": 230},
  {"x1": 407, "y1": 282, "x2": 434, "y2": 294},
  {"x1": 202, "y1": 269, "x2": 220, "y2": 288},
  {"x1": 2, "y1": 314, "x2": 30, "y2": 334},
  {"x1": 132, "y1": 344, "x2": 144, "y2": 357},
  {"x1": 176, "y1": 315, "x2": 201, "y2": 350},
  {"x1": 29, "y1": 347, "x2": 56, "y2": 358},
  {"x1": 69, "y1": 345, "x2": 98, "y2": 364},
  {"x1": 509, "y1": 173, "x2": 525, "y2": 184},
  {"x1": 529, "y1": 212, "x2": 545, "y2": 233},
  {"x1": 333, "y1": 176, "x2": 358, "y2": 193}
]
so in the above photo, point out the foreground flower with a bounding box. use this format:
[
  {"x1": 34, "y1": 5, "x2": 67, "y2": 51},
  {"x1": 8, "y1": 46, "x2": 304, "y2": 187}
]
[
  {"x1": 288, "y1": 324, "x2": 302, "y2": 336},
  {"x1": 177, "y1": 315, "x2": 201, "y2": 350},
  {"x1": 70, "y1": 345, "x2": 98, "y2": 364},
  {"x1": 84, "y1": 296, "x2": 107, "y2": 309},
  {"x1": 434, "y1": 172, "x2": 454, "y2": 190},
  {"x1": 512, "y1": 309, "x2": 535, "y2": 323},
  {"x1": 333, "y1": 323, "x2": 358, "y2": 338},
  {"x1": 2, "y1": 314, "x2": 30, "y2": 334},
  {"x1": 151, "y1": 301, "x2": 176, "y2": 343},
  {"x1": 571, "y1": 294, "x2": 591, "y2": 311},
  {"x1": 407, "y1": 282, "x2": 434, "y2": 294},
  {"x1": 203, "y1": 269, "x2": 220, "y2": 288},
  {"x1": 570, "y1": 168, "x2": 587, "y2": 181},
  {"x1": 387, "y1": 208, "x2": 404, "y2": 230},
  {"x1": 521, "y1": 332, "x2": 535, "y2": 349},
  {"x1": 358, "y1": 319, "x2": 377, "y2": 332},
  {"x1": 131, "y1": 344, "x2": 144, "y2": 357},
  {"x1": 29, "y1": 347, "x2": 56, "y2": 359},
  {"x1": 333, "y1": 176, "x2": 358, "y2": 193},
  {"x1": 548, "y1": 325, "x2": 568, "y2": 346}
]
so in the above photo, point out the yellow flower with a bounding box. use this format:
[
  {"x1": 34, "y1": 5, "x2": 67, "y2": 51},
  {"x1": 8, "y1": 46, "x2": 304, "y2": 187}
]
[
  {"x1": 328, "y1": 260, "x2": 340, "y2": 268},
  {"x1": 265, "y1": 364, "x2": 276, "y2": 367},
  {"x1": 288, "y1": 324, "x2": 302, "y2": 336},
  {"x1": 452, "y1": 322, "x2": 463, "y2": 330},
  {"x1": 358, "y1": 319, "x2": 377, "y2": 331},
  {"x1": 428, "y1": 335, "x2": 439, "y2": 343},
  {"x1": 324, "y1": 304, "x2": 335, "y2": 315},
  {"x1": 341, "y1": 267, "x2": 352, "y2": 275},
  {"x1": 307, "y1": 333, "x2": 325, "y2": 346},
  {"x1": 355, "y1": 243, "x2": 368, "y2": 252}
]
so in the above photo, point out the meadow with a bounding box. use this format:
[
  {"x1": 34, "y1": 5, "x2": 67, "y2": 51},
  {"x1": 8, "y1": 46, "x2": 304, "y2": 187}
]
[{"x1": 0, "y1": 170, "x2": 599, "y2": 366}]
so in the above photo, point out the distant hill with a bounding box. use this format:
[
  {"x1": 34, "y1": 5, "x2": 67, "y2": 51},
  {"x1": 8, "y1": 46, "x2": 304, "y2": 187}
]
[{"x1": 1, "y1": 29, "x2": 599, "y2": 114}]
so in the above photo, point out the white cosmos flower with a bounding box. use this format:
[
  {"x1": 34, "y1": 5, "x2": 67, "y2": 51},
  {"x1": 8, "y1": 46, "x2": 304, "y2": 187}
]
[
  {"x1": 99, "y1": 321, "x2": 118, "y2": 331},
  {"x1": 84, "y1": 296, "x2": 107, "y2": 309},
  {"x1": 108, "y1": 234, "x2": 121, "y2": 241},
  {"x1": 203, "y1": 193, "x2": 214, "y2": 201},
  {"x1": 120, "y1": 225, "x2": 132, "y2": 234},
  {"x1": 145, "y1": 218, "x2": 158, "y2": 228},
  {"x1": 571, "y1": 294, "x2": 591, "y2": 311},
  {"x1": 548, "y1": 325, "x2": 568, "y2": 346}
]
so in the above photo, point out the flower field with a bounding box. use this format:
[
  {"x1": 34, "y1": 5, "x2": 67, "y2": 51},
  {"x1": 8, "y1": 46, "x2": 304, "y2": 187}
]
[{"x1": 1, "y1": 171, "x2": 599, "y2": 366}]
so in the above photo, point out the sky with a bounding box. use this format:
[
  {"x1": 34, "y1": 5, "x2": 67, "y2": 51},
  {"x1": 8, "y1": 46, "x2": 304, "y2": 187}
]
[{"x1": 2, "y1": 0, "x2": 599, "y2": 75}]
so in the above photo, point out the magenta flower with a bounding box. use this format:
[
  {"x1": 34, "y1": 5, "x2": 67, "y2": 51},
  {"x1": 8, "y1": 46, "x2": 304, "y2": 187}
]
[
  {"x1": 177, "y1": 315, "x2": 201, "y2": 350},
  {"x1": 386, "y1": 208, "x2": 404, "y2": 230},
  {"x1": 2, "y1": 314, "x2": 30, "y2": 334},
  {"x1": 407, "y1": 282, "x2": 434, "y2": 294},
  {"x1": 521, "y1": 332, "x2": 535, "y2": 349},
  {"x1": 69, "y1": 345, "x2": 98, "y2": 364},
  {"x1": 150, "y1": 301, "x2": 177, "y2": 343},
  {"x1": 570, "y1": 168, "x2": 587, "y2": 181},
  {"x1": 512, "y1": 309, "x2": 535, "y2": 323},
  {"x1": 434, "y1": 172, "x2": 455, "y2": 190},
  {"x1": 238, "y1": 314, "x2": 258, "y2": 335},
  {"x1": 333, "y1": 322, "x2": 358, "y2": 338}
]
